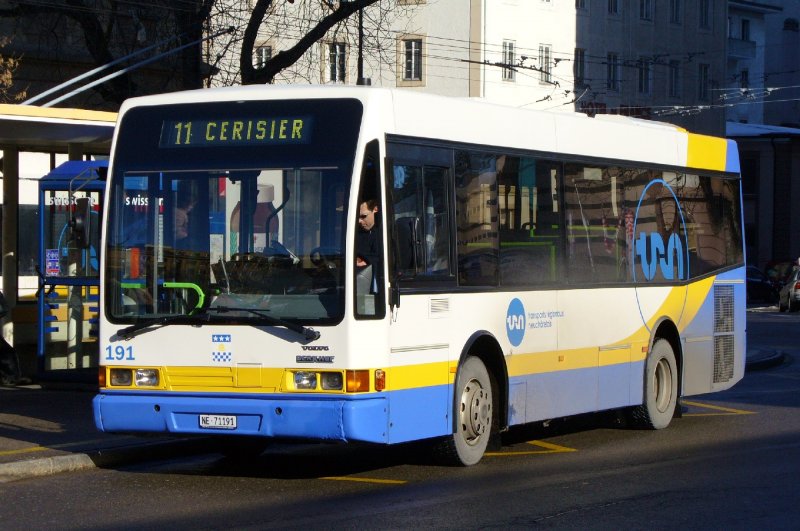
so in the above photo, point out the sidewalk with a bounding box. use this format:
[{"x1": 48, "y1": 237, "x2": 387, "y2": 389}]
[
  {"x1": 0, "y1": 347, "x2": 788, "y2": 483},
  {"x1": 0, "y1": 383, "x2": 216, "y2": 482}
]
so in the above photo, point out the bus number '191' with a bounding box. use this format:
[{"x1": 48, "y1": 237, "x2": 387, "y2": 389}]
[{"x1": 105, "y1": 345, "x2": 135, "y2": 361}]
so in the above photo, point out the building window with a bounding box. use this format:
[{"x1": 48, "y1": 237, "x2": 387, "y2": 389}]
[
  {"x1": 740, "y1": 69, "x2": 749, "y2": 89},
  {"x1": 574, "y1": 48, "x2": 586, "y2": 87},
  {"x1": 403, "y1": 38, "x2": 423, "y2": 81},
  {"x1": 576, "y1": 0, "x2": 587, "y2": 9},
  {"x1": 698, "y1": 63, "x2": 710, "y2": 101},
  {"x1": 539, "y1": 44, "x2": 552, "y2": 83},
  {"x1": 741, "y1": 19, "x2": 751, "y2": 41},
  {"x1": 640, "y1": 0, "x2": 652, "y2": 21},
  {"x1": 608, "y1": 0, "x2": 619, "y2": 15},
  {"x1": 607, "y1": 52, "x2": 620, "y2": 91},
  {"x1": 670, "y1": 0, "x2": 681, "y2": 24},
  {"x1": 254, "y1": 44, "x2": 272, "y2": 69},
  {"x1": 502, "y1": 40, "x2": 516, "y2": 81},
  {"x1": 637, "y1": 57, "x2": 651, "y2": 94},
  {"x1": 699, "y1": 0, "x2": 711, "y2": 29},
  {"x1": 328, "y1": 43, "x2": 347, "y2": 83},
  {"x1": 668, "y1": 60, "x2": 681, "y2": 97}
]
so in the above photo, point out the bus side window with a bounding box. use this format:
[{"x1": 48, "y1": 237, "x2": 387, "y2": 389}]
[
  {"x1": 391, "y1": 164, "x2": 452, "y2": 279},
  {"x1": 392, "y1": 164, "x2": 421, "y2": 278},
  {"x1": 499, "y1": 157, "x2": 562, "y2": 286},
  {"x1": 355, "y1": 139, "x2": 386, "y2": 319}
]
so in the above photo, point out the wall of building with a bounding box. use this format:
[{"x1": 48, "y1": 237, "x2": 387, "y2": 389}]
[
  {"x1": 575, "y1": 0, "x2": 727, "y2": 136},
  {"x1": 480, "y1": 0, "x2": 577, "y2": 110},
  {"x1": 208, "y1": 1, "x2": 729, "y2": 135},
  {"x1": 763, "y1": 3, "x2": 800, "y2": 127}
]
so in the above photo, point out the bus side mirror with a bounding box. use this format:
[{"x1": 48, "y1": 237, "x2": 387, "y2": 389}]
[{"x1": 71, "y1": 197, "x2": 93, "y2": 249}]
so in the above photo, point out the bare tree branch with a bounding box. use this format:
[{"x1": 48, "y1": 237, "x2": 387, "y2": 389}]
[{"x1": 242, "y1": 0, "x2": 382, "y2": 85}]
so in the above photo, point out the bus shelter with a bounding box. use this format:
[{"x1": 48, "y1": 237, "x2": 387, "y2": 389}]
[
  {"x1": 0, "y1": 104, "x2": 115, "y2": 381},
  {"x1": 38, "y1": 160, "x2": 107, "y2": 379}
]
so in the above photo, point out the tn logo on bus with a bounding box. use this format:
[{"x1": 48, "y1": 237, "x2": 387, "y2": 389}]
[
  {"x1": 507, "y1": 314, "x2": 525, "y2": 330},
  {"x1": 506, "y1": 298, "x2": 526, "y2": 347},
  {"x1": 635, "y1": 232, "x2": 686, "y2": 281}
]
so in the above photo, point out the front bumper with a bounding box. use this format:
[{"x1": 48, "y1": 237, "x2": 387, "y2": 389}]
[{"x1": 93, "y1": 392, "x2": 389, "y2": 443}]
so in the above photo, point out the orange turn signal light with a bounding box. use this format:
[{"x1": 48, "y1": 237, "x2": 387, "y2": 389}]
[
  {"x1": 346, "y1": 370, "x2": 370, "y2": 392},
  {"x1": 374, "y1": 369, "x2": 386, "y2": 391},
  {"x1": 98, "y1": 367, "x2": 106, "y2": 388}
]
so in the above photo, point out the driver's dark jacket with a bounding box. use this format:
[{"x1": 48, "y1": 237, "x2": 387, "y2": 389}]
[{"x1": 356, "y1": 217, "x2": 383, "y2": 286}]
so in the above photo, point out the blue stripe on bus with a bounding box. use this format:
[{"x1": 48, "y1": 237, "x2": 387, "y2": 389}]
[
  {"x1": 726, "y1": 139, "x2": 741, "y2": 174},
  {"x1": 507, "y1": 360, "x2": 646, "y2": 425},
  {"x1": 386, "y1": 384, "x2": 451, "y2": 443}
]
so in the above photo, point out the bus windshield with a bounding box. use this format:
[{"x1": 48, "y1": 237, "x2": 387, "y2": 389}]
[{"x1": 104, "y1": 98, "x2": 362, "y2": 325}]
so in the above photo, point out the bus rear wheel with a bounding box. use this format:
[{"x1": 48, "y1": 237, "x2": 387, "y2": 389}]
[
  {"x1": 630, "y1": 338, "x2": 678, "y2": 430},
  {"x1": 436, "y1": 356, "x2": 494, "y2": 466}
]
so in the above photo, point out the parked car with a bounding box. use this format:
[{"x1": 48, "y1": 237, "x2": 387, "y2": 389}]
[
  {"x1": 778, "y1": 267, "x2": 800, "y2": 312},
  {"x1": 746, "y1": 266, "x2": 779, "y2": 303},
  {"x1": 765, "y1": 259, "x2": 796, "y2": 289}
]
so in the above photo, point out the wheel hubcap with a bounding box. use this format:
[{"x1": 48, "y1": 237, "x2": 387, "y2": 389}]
[
  {"x1": 459, "y1": 377, "x2": 492, "y2": 445},
  {"x1": 654, "y1": 357, "x2": 673, "y2": 413}
]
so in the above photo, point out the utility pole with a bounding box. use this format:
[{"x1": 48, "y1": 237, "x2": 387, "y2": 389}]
[{"x1": 357, "y1": 7, "x2": 369, "y2": 85}]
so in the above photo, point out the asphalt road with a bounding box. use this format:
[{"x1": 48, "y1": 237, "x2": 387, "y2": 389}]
[{"x1": 2, "y1": 307, "x2": 799, "y2": 530}]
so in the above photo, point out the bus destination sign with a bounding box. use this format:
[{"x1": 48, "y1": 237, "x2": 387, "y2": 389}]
[{"x1": 159, "y1": 117, "x2": 312, "y2": 148}]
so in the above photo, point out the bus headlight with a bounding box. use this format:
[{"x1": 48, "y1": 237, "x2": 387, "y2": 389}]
[
  {"x1": 321, "y1": 372, "x2": 343, "y2": 390},
  {"x1": 294, "y1": 371, "x2": 317, "y2": 390},
  {"x1": 135, "y1": 369, "x2": 160, "y2": 387},
  {"x1": 110, "y1": 369, "x2": 133, "y2": 386}
]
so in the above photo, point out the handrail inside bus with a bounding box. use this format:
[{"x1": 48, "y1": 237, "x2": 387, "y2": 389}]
[{"x1": 163, "y1": 282, "x2": 205, "y2": 311}]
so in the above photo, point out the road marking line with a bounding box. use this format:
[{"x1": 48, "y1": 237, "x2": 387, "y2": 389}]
[
  {"x1": 486, "y1": 439, "x2": 577, "y2": 456},
  {"x1": 0, "y1": 436, "x2": 138, "y2": 457},
  {"x1": 0, "y1": 446, "x2": 48, "y2": 457},
  {"x1": 682, "y1": 400, "x2": 756, "y2": 416},
  {"x1": 320, "y1": 476, "x2": 407, "y2": 485}
]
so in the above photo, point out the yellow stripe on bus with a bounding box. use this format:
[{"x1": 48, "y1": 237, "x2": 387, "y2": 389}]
[
  {"x1": 687, "y1": 133, "x2": 728, "y2": 172},
  {"x1": 102, "y1": 276, "x2": 723, "y2": 395}
]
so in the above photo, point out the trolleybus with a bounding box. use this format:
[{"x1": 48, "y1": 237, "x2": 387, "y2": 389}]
[{"x1": 93, "y1": 86, "x2": 745, "y2": 465}]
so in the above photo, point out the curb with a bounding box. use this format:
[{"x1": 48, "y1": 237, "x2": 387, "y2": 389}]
[
  {"x1": 745, "y1": 351, "x2": 787, "y2": 372},
  {"x1": 0, "y1": 437, "x2": 217, "y2": 484},
  {"x1": 0, "y1": 453, "x2": 95, "y2": 483}
]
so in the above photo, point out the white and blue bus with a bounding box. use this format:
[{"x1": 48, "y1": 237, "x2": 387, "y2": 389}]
[{"x1": 93, "y1": 86, "x2": 745, "y2": 465}]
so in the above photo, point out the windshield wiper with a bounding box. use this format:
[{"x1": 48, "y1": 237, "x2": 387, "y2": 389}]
[
  {"x1": 115, "y1": 313, "x2": 211, "y2": 340},
  {"x1": 206, "y1": 306, "x2": 321, "y2": 341}
]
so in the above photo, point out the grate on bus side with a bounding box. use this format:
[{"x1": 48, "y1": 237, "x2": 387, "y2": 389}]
[
  {"x1": 713, "y1": 285, "x2": 735, "y2": 383},
  {"x1": 714, "y1": 335, "x2": 735, "y2": 383},
  {"x1": 714, "y1": 285, "x2": 734, "y2": 334}
]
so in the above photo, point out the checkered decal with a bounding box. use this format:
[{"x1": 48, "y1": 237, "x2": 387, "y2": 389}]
[
  {"x1": 211, "y1": 334, "x2": 232, "y2": 363},
  {"x1": 212, "y1": 352, "x2": 232, "y2": 363}
]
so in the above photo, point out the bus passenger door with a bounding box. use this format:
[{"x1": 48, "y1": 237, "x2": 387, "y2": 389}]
[{"x1": 384, "y1": 157, "x2": 455, "y2": 443}]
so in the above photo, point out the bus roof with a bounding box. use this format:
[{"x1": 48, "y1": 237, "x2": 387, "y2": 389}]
[{"x1": 116, "y1": 85, "x2": 738, "y2": 175}]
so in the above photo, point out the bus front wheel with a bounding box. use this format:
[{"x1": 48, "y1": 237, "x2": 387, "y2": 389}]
[
  {"x1": 630, "y1": 338, "x2": 678, "y2": 430},
  {"x1": 436, "y1": 356, "x2": 494, "y2": 466}
]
